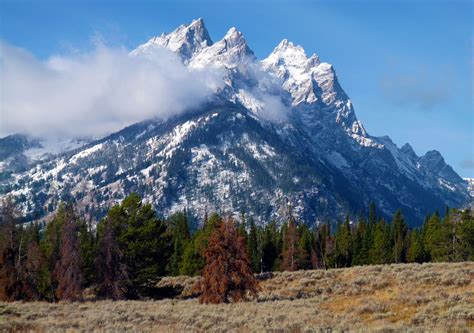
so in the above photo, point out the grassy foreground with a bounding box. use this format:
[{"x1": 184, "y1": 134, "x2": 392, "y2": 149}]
[{"x1": 1, "y1": 262, "x2": 473, "y2": 332}]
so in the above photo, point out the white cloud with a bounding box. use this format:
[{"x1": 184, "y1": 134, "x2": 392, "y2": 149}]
[
  {"x1": 0, "y1": 41, "x2": 224, "y2": 139},
  {"x1": 248, "y1": 62, "x2": 291, "y2": 121}
]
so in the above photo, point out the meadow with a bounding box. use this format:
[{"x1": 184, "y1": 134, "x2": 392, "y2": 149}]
[{"x1": 1, "y1": 262, "x2": 473, "y2": 332}]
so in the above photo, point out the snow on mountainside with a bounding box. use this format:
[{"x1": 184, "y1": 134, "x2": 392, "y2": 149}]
[
  {"x1": 465, "y1": 178, "x2": 474, "y2": 198},
  {"x1": 0, "y1": 134, "x2": 89, "y2": 175},
  {"x1": 261, "y1": 39, "x2": 380, "y2": 149},
  {"x1": 1, "y1": 18, "x2": 470, "y2": 226},
  {"x1": 130, "y1": 18, "x2": 213, "y2": 62}
]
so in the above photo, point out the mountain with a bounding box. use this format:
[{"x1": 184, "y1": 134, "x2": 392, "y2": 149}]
[
  {"x1": 1, "y1": 19, "x2": 470, "y2": 226},
  {"x1": 0, "y1": 134, "x2": 90, "y2": 182}
]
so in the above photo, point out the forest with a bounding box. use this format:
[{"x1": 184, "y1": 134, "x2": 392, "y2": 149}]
[{"x1": 1, "y1": 193, "x2": 473, "y2": 302}]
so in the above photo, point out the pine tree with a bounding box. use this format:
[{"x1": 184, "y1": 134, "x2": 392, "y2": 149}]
[
  {"x1": 407, "y1": 229, "x2": 425, "y2": 263},
  {"x1": 169, "y1": 211, "x2": 190, "y2": 276},
  {"x1": 0, "y1": 197, "x2": 23, "y2": 301},
  {"x1": 42, "y1": 204, "x2": 67, "y2": 277},
  {"x1": 311, "y1": 224, "x2": 325, "y2": 269},
  {"x1": 247, "y1": 217, "x2": 260, "y2": 273},
  {"x1": 392, "y1": 209, "x2": 408, "y2": 263},
  {"x1": 54, "y1": 205, "x2": 83, "y2": 301},
  {"x1": 424, "y1": 212, "x2": 449, "y2": 262},
  {"x1": 274, "y1": 221, "x2": 285, "y2": 271},
  {"x1": 297, "y1": 224, "x2": 313, "y2": 269},
  {"x1": 352, "y1": 214, "x2": 368, "y2": 266},
  {"x1": 23, "y1": 239, "x2": 47, "y2": 300},
  {"x1": 364, "y1": 203, "x2": 377, "y2": 264},
  {"x1": 196, "y1": 218, "x2": 258, "y2": 304},
  {"x1": 335, "y1": 215, "x2": 352, "y2": 267},
  {"x1": 107, "y1": 193, "x2": 172, "y2": 294},
  {"x1": 261, "y1": 221, "x2": 279, "y2": 272},
  {"x1": 237, "y1": 210, "x2": 248, "y2": 243},
  {"x1": 368, "y1": 203, "x2": 377, "y2": 226},
  {"x1": 179, "y1": 240, "x2": 203, "y2": 276},
  {"x1": 317, "y1": 222, "x2": 336, "y2": 269},
  {"x1": 450, "y1": 209, "x2": 474, "y2": 261},
  {"x1": 180, "y1": 213, "x2": 221, "y2": 276},
  {"x1": 79, "y1": 220, "x2": 96, "y2": 286},
  {"x1": 95, "y1": 218, "x2": 130, "y2": 300},
  {"x1": 281, "y1": 218, "x2": 299, "y2": 271},
  {"x1": 369, "y1": 218, "x2": 392, "y2": 264},
  {"x1": 13, "y1": 222, "x2": 47, "y2": 301}
]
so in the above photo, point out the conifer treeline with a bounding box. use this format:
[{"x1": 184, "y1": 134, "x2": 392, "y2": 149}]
[{"x1": 0, "y1": 195, "x2": 473, "y2": 302}]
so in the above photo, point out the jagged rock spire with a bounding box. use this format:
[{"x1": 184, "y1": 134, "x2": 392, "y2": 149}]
[{"x1": 131, "y1": 18, "x2": 212, "y2": 62}]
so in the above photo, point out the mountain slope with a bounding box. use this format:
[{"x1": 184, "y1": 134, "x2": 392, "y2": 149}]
[{"x1": 1, "y1": 19, "x2": 470, "y2": 225}]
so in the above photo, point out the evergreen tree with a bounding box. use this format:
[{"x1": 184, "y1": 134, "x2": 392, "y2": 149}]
[
  {"x1": 281, "y1": 218, "x2": 299, "y2": 271},
  {"x1": 369, "y1": 218, "x2": 392, "y2": 264},
  {"x1": 261, "y1": 221, "x2": 279, "y2": 272},
  {"x1": 352, "y1": 214, "x2": 368, "y2": 266},
  {"x1": 364, "y1": 203, "x2": 377, "y2": 264},
  {"x1": 247, "y1": 217, "x2": 260, "y2": 273},
  {"x1": 42, "y1": 204, "x2": 67, "y2": 280},
  {"x1": 0, "y1": 197, "x2": 23, "y2": 301},
  {"x1": 95, "y1": 218, "x2": 129, "y2": 300},
  {"x1": 79, "y1": 220, "x2": 96, "y2": 286},
  {"x1": 23, "y1": 239, "x2": 47, "y2": 300},
  {"x1": 180, "y1": 213, "x2": 221, "y2": 276},
  {"x1": 424, "y1": 212, "x2": 449, "y2": 262},
  {"x1": 368, "y1": 202, "x2": 377, "y2": 226},
  {"x1": 407, "y1": 229, "x2": 425, "y2": 263},
  {"x1": 179, "y1": 239, "x2": 204, "y2": 276},
  {"x1": 453, "y1": 209, "x2": 474, "y2": 261},
  {"x1": 196, "y1": 218, "x2": 258, "y2": 304},
  {"x1": 297, "y1": 224, "x2": 313, "y2": 269},
  {"x1": 168, "y1": 211, "x2": 190, "y2": 276},
  {"x1": 237, "y1": 210, "x2": 247, "y2": 243},
  {"x1": 107, "y1": 193, "x2": 172, "y2": 294},
  {"x1": 335, "y1": 215, "x2": 352, "y2": 267},
  {"x1": 318, "y1": 223, "x2": 336, "y2": 269},
  {"x1": 392, "y1": 209, "x2": 408, "y2": 263},
  {"x1": 310, "y1": 224, "x2": 325, "y2": 269},
  {"x1": 274, "y1": 221, "x2": 285, "y2": 271},
  {"x1": 16, "y1": 222, "x2": 48, "y2": 301}
]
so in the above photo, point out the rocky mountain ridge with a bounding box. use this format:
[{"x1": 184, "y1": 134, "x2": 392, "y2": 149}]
[{"x1": 1, "y1": 18, "x2": 470, "y2": 226}]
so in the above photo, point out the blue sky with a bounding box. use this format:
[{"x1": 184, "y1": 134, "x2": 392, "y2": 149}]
[{"x1": 1, "y1": 0, "x2": 473, "y2": 177}]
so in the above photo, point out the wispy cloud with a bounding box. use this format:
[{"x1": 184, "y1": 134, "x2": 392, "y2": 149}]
[
  {"x1": 0, "y1": 41, "x2": 224, "y2": 139},
  {"x1": 460, "y1": 159, "x2": 474, "y2": 169},
  {"x1": 378, "y1": 66, "x2": 454, "y2": 111}
]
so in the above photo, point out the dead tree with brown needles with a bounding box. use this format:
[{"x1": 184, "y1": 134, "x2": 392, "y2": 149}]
[
  {"x1": 54, "y1": 206, "x2": 83, "y2": 302},
  {"x1": 196, "y1": 217, "x2": 258, "y2": 304},
  {"x1": 0, "y1": 197, "x2": 23, "y2": 301},
  {"x1": 95, "y1": 218, "x2": 130, "y2": 300}
]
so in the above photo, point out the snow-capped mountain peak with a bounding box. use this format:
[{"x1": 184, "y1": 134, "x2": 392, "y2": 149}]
[
  {"x1": 271, "y1": 39, "x2": 315, "y2": 66},
  {"x1": 263, "y1": 39, "x2": 313, "y2": 74},
  {"x1": 189, "y1": 26, "x2": 255, "y2": 70},
  {"x1": 224, "y1": 27, "x2": 241, "y2": 41},
  {"x1": 260, "y1": 38, "x2": 372, "y2": 147},
  {"x1": 130, "y1": 17, "x2": 212, "y2": 62},
  {"x1": 261, "y1": 39, "x2": 324, "y2": 105}
]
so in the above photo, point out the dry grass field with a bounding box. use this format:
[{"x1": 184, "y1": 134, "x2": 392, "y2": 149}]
[{"x1": 1, "y1": 262, "x2": 473, "y2": 332}]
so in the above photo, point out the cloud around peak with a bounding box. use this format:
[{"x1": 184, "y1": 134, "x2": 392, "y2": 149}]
[{"x1": 0, "y1": 40, "x2": 224, "y2": 139}]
